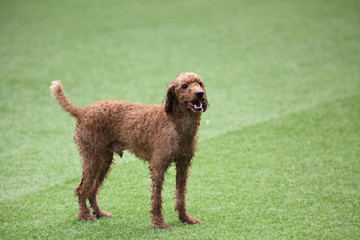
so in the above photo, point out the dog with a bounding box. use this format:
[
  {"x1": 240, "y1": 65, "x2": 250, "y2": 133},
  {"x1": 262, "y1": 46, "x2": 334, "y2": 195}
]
[{"x1": 50, "y1": 72, "x2": 208, "y2": 228}]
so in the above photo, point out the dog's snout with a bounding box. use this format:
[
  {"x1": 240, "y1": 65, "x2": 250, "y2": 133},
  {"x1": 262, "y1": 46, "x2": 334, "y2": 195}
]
[{"x1": 195, "y1": 91, "x2": 204, "y2": 99}]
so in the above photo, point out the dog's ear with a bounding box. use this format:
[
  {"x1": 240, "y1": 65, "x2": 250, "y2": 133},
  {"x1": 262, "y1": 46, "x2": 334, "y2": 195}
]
[{"x1": 165, "y1": 86, "x2": 176, "y2": 113}]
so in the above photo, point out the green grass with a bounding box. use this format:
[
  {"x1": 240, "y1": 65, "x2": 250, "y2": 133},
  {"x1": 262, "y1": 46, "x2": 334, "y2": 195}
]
[{"x1": 1, "y1": 0, "x2": 359, "y2": 239}]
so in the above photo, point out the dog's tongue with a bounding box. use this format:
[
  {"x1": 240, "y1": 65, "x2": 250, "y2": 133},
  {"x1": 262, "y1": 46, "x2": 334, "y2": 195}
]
[{"x1": 192, "y1": 100, "x2": 201, "y2": 107}]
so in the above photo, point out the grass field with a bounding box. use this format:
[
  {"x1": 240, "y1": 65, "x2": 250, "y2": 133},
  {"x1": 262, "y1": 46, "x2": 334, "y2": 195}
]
[{"x1": 1, "y1": 0, "x2": 359, "y2": 239}]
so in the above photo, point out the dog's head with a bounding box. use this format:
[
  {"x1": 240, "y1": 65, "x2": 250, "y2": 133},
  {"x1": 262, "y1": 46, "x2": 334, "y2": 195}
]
[{"x1": 165, "y1": 72, "x2": 208, "y2": 114}]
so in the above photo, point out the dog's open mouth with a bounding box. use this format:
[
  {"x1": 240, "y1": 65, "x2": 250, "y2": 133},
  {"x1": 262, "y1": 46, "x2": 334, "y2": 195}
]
[{"x1": 186, "y1": 100, "x2": 203, "y2": 112}]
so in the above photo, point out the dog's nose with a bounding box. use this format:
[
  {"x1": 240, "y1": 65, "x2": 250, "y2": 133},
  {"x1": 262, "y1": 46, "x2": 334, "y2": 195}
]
[{"x1": 195, "y1": 91, "x2": 204, "y2": 99}]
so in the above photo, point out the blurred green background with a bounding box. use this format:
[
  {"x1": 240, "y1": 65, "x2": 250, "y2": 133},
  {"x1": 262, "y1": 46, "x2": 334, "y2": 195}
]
[{"x1": 1, "y1": 0, "x2": 359, "y2": 239}]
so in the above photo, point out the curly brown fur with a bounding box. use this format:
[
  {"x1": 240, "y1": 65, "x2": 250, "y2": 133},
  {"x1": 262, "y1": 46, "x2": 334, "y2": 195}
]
[{"x1": 50, "y1": 72, "x2": 208, "y2": 228}]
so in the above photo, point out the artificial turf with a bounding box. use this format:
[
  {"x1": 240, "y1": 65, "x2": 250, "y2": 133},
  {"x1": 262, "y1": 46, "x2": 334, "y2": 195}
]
[{"x1": 1, "y1": 0, "x2": 359, "y2": 239}]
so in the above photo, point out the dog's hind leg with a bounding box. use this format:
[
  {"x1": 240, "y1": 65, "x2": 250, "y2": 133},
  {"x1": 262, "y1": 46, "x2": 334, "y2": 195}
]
[
  {"x1": 75, "y1": 141, "x2": 113, "y2": 221},
  {"x1": 88, "y1": 151, "x2": 114, "y2": 219},
  {"x1": 75, "y1": 174, "x2": 95, "y2": 221}
]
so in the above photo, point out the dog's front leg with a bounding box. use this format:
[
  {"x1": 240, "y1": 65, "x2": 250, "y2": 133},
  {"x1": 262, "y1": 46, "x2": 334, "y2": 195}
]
[
  {"x1": 149, "y1": 161, "x2": 172, "y2": 229},
  {"x1": 175, "y1": 161, "x2": 200, "y2": 225}
]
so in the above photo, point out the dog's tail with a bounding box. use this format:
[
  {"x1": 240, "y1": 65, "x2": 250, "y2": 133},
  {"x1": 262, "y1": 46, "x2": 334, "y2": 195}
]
[{"x1": 50, "y1": 81, "x2": 81, "y2": 118}]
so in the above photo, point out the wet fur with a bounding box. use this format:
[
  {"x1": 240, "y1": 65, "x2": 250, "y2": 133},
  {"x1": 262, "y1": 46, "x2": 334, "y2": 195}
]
[{"x1": 50, "y1": 72, "x2": 208, "y2": 228}]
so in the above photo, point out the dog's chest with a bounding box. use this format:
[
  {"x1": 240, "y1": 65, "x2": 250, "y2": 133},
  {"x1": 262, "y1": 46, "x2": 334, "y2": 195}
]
[{"x1": 166, "y1": 121, "x2": 198, "y2": 159}]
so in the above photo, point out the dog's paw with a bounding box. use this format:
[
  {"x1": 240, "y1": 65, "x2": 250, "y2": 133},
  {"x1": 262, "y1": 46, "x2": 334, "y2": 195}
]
[
  {"x1": 153, "y1": 222, "x2": 173, "y2": 229},
  {"x1": 180, "y1": 216, "x2": 200, "y2": 225},
  {"x1": 94, "y1": 210, "x2": 113, "y2": 219},
  {"x1": 78, "y1": 213, "x2": 96, "y2": 221}
]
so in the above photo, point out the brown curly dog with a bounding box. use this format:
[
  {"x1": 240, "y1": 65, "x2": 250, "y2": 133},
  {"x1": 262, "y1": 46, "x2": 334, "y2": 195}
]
[{"x1": 50, "y1": 72, "x2": 208, "y2": 229}]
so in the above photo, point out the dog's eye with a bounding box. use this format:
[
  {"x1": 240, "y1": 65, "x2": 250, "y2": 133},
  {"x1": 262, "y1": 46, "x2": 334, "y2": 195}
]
[
  {"x1": 198, "y1": 82, "x2": 203, "y2": 87},
  {"x1": 182, "y1": 84, "x2": 188, "y2": 89}
]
